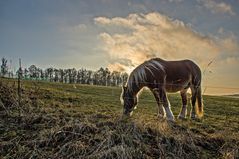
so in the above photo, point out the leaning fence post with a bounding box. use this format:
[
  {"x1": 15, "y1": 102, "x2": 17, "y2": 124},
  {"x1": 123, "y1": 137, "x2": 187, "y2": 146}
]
[{"x1": 18, "y1": 58, "x2": 22, "y2": 116}]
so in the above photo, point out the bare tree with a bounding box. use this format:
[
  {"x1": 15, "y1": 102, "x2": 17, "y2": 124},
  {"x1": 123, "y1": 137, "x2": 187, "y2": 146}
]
[{"x1": 1, "y1": 58, "x2": 8, "y2": 77}]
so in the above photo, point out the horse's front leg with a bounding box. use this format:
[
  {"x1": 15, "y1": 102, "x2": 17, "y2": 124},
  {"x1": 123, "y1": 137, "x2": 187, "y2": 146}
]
[
  {"x1": 152, "y1": 88, "x2": 165, "y2": 119},
  {"x1": 159, "y1": 88, "x2": 175, "y2": 121},
  {"x1": 178, "y1": 89, "x2": 188, "y2": 119}
]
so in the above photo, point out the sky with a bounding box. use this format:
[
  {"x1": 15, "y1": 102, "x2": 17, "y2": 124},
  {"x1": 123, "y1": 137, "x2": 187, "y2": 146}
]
[{"x1": 0, "y1": 0, "x2": 239, "y2": 95}]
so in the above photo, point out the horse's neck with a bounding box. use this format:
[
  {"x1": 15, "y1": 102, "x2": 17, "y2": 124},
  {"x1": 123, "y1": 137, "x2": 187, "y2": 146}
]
[{"x1": 128, "y1": 79, "x2": 145, "y2": 96}]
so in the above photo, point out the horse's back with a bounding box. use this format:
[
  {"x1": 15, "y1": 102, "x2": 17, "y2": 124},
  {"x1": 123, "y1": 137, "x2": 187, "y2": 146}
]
[
  {"x1": 149, "y1": 58, "x2": 202, "y2": 91},
  {"x1": 152, "y1": 58, "x2": 201, "y2": 76}
]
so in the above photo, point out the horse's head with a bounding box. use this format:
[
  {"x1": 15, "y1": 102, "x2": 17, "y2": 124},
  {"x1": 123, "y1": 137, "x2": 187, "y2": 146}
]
[{"x1": 121, "y1": 86, "x2": 138, "y2": 117}]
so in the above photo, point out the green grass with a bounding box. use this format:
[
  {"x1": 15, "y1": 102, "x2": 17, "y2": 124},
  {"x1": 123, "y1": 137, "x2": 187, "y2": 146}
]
[{"x1": 1, "y1": 78, "x2": 239, "y2": 158}]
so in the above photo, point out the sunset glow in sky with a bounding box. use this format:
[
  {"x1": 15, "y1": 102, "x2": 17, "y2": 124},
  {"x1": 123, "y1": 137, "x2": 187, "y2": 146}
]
[{"x1": 1, "y1": 0, "x2": 239, "y2": 95}]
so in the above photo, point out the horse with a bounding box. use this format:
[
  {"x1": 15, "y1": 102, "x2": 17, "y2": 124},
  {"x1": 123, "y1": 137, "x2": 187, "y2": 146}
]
[{"x1": 120, "y1": 58, "x2": 203, "y2": 121}]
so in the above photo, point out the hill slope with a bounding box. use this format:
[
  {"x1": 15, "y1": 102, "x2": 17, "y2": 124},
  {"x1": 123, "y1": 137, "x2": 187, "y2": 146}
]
[{"x1": 0, "y1": 78, "x2": 238, "y2": 158}]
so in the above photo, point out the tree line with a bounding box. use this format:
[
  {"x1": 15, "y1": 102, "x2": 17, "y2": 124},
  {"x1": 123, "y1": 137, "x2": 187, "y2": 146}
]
[{"x1": 0, "y1": 57, "x2": 129, "y2": 87}]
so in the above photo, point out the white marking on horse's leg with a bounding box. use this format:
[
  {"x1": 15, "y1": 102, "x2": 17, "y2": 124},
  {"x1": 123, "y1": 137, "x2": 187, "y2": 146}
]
[
  {"x1": 178, "y1": 105, "x2": 187, "y2": 119},
  {"x1": 158, "y1": 103, "x2": 165, "y2": 118},
  {"x1": 129, "y1": 111, "x2": 133, "y2": 117},
  {"x1": 190, "y1": 86, "x2": 197, "y2": 119},
  {"x1": 178, "y1": 89, "x2": 188, "y2": 119},
  {"x1": 190, "y1": 109, "x2": 196, "y2": 119},
  {"x1": 164, "y1": 101, "x2": 175, "y2": 121},
  {"x1": 159, "y1": 87, "x2": 174, "y2": 121}
]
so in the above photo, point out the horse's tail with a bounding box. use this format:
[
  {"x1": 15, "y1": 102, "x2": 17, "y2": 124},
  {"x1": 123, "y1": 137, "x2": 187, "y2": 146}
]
[
  {"x1": 196, "y1": 86, "x2": 204, "y2": 118},
  {"x1": 190, "y1": 60, "x2": 204, "y2": 118}
]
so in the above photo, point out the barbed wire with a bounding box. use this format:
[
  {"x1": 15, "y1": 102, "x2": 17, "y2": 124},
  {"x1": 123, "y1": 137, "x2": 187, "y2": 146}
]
[
  {"x1": 53, "y1": 81, "x2": 239, "y2": 104},
  {"x1": 121, "y1": 81, "x2": 239, "y2": 90},
  {"x1": 56, "y1": 83, "x2": 239, "y2": 105},
  {"x1": 4, "y1": 70, "x2": 238, "y2": 90}
]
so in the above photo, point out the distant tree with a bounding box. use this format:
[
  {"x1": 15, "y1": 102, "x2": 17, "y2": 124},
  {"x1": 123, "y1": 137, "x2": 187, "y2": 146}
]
[
  {"x1": 121, "y1": 72, "x2": 128, "y2": 86},
  {"x1": 1, "y1": 58, "x2": 8, "y2": 77},
  {"x1": 54, "y1": 68, "x2": 59, "y2": 82},
  {"x1": 46, "y1": 68, "x2": 54, "y2": 82},
  {"x1": 28, "y1": 65, "x2": 38, "y2": 79},
  {"x1": 39, "y1": 69, "x2": 44, "y2": 80},
  {"x1": 111, "y1": 71, "x2": 121, "y2": 86},
  {"x1": 2, "y1": 59, "x2": 127, "y2": 87},
  {"x1": 105, "y1": 68, "x2": 111, "y2": 86},
  {"x1": 44, "y1": 69, "x2": 49, "y2": 81},
  {"x1": 77, "y1": 69, "x2": 82, "y2": 84},
  {"x1": 16, "y1": 66, "x2": 23, "y2": 79},
  {"x1": 77, "y1": 68, "x2": 87, "y2": 84},
  {"x1": 86, "y1": 70, "x2": 93, "y2": 85},
  {"x1": 96, "y1": 67, "x2": 109, "y2": 86},
  {"x1": 92, "y1": 71, "x2": 99, "y2": 85},
  {"x1": 68, "y1": 68, "x2": 77, "y2": 83},
  {"x1": 23, "y1": 68, "x2": 29, "y2": 79},
  {"x1": 63, "y1": 69, "x2": 68, "y2": 83},
  {"x1": 59, "y1": 69, "x2": 64, "y2": 83}
]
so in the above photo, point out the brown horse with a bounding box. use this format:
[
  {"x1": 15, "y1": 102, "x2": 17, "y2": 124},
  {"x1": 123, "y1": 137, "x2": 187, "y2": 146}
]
[{"x1": 121, "y1": 58, "x2": 203, "y2": 121}]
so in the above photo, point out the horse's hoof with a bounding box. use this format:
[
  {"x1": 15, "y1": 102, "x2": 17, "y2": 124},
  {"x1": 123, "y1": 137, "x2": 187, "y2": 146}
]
[
  {"x1": 191, "y1": 117, "x2": 202, "y2": 122},
  {"x1": 178, "y1": 115, "x2": 187, "y2": 120},
  {"x1": 157, "y1": 114, "x2": 165, "y2": 119},
  {"x1": 190, "y1": 115, "x2": 202, "y2": 121},
  {"x1": 166, "y1": 119, "x2": 176, "y2": 126},
  {"x1": 190, "y1": 113, "x2": 196, "y2": 119},
  {"x1": 166, "y1": 117, "x2": 175, "y2": 123}
]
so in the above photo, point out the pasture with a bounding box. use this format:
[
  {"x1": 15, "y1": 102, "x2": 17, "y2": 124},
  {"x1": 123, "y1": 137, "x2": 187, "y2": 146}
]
[{"x1": 0, "y1": 78, "x2": 239, "y2": 158}]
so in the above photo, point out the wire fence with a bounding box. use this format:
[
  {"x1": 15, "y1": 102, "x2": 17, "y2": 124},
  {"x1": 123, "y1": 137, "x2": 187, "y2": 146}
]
[
  {"x1": 2, "y1": 76, "x2": 239, "y2": 106},
  {"x1": 47, "y1": 80, "x2": 239, "y2": 105}
]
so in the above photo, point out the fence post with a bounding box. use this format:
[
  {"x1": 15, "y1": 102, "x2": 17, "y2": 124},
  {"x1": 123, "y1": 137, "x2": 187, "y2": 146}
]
[{"x1": 18, "y1": 58, "x2": 22, "y2": 116}]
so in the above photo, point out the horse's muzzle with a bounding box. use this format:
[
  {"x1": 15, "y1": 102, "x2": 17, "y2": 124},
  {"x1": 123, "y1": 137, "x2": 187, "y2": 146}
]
[{"x1": 122, "y1": 109, "x2": 133, "y2": 118}]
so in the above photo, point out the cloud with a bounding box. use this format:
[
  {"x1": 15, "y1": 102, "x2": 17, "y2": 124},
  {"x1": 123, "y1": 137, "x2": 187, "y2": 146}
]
[
  {"x1": 95, "y1": 12, "x2": 239, "y2": 73},
  {"x1": 94, "y1": 12, "x2": 239, "y2": 95},
  {"x1": 198, "y1": 0, "x2": 235, "y2": 16}
]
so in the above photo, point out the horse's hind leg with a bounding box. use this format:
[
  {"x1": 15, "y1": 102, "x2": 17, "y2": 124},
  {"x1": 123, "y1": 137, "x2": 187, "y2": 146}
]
[
  {"x1": 190, "y1": 86, "x2": 197, "y2": 119},
  {"x1": 178, "y1": 89, "x2": 188, "y2": 119},
  {"x1": 152, "y1": 88, "x2": 165, "y2": 119},
  {"x1": 159, "y1": 88, "x2": 175, "y2": 121}
]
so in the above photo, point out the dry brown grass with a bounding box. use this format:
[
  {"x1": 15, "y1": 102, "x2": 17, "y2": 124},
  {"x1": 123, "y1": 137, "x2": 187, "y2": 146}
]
[{"x1": 0, "y1": 80, "x2": 238, "y2": 159}]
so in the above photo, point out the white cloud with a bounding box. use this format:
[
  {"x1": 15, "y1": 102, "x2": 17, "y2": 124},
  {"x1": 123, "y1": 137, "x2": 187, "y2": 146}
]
[
  {"x1": 94, "y1": 12, "x2": 239, "y2": 78},
  {"x1": 94, "y1": 17, "x2": 111, "y2": 25},
  {"x1": 95, "y1": 12, "x2": 225, "y2": 71},
  {"x1": 198, "y1": 0, "x2": 235, "y2": 16}
]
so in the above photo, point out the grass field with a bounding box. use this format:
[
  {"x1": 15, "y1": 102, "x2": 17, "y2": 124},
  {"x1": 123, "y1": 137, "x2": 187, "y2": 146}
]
[{"x1": 0, "y1": 78, "x2": 239, "y2": 158}]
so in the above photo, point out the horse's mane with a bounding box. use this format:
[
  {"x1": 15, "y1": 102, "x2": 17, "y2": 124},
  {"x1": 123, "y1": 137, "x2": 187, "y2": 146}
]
[{"x1": 126, "y1": 58, "x2": 165, "y2": 92}]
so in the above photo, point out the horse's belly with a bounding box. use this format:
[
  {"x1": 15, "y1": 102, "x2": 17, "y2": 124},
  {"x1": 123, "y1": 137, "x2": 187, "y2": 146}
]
[
  {"x1": 165, "y1": 81, "x2": 189, "y2": 92},
  {"x1": 165, "y1": 86, "x2": 181, "y2": 92}
]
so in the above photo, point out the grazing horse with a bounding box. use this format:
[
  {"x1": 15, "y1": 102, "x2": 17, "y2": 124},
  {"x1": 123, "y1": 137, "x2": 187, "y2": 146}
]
[{"x1": 121, "y1": 58, "x2": 203, "y2": 121}]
